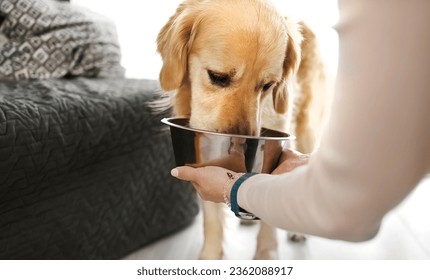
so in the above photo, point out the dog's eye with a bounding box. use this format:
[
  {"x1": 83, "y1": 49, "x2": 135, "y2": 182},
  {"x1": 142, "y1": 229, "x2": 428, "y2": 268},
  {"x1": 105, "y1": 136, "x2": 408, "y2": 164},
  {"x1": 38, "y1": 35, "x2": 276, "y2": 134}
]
[
  {"x1": 262, "y1": 82, "x2": 274, "y2": 92},
  {"x1": 208, "y1": 70, "x2": 231, "y2": 87}
]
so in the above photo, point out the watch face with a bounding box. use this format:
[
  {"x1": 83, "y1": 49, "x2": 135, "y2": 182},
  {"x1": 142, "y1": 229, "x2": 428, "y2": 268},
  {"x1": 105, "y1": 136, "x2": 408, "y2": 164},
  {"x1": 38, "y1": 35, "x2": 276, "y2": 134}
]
[{"x1": 236, "y1": 212, "x2": 260, "y2": 220}]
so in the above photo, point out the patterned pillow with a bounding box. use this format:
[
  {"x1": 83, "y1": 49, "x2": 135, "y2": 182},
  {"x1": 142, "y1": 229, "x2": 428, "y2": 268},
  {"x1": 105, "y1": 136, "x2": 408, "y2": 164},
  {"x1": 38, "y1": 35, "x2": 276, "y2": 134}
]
[{"x1": 0, "y1": 0, "x2": 125, "y2": 80}]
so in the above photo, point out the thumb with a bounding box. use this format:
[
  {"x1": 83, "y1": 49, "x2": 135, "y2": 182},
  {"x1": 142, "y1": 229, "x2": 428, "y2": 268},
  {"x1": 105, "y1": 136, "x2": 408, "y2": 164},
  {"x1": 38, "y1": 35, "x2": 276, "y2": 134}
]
[{"x1": 170, "y1": 166, "x2": 198, "y2": 181}]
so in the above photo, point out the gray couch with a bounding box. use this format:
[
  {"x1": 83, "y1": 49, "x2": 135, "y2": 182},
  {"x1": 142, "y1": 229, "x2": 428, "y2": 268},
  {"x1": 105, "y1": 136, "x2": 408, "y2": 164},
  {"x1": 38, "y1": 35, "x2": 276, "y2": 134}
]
[
  {"x1": 0, "y1": 0, "x2": 199, "y2": 259},
  {"x1": 0, "y1": 78, "x2": 199, "y2": 259}
]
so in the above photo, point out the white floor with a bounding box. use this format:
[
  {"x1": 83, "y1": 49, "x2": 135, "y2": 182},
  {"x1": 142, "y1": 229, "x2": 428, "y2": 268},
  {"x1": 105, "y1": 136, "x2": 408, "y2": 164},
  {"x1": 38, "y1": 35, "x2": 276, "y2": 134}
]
[{"x1": 125, "y1": 175, "x2": 430, "y2": 260}]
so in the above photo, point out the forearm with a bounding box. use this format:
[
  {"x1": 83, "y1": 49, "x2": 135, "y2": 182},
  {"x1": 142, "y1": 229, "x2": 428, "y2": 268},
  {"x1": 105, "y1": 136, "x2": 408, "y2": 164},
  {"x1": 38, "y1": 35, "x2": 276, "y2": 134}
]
[{"x1": 238, "y1": 0, "x2": 430, "y2": 241}]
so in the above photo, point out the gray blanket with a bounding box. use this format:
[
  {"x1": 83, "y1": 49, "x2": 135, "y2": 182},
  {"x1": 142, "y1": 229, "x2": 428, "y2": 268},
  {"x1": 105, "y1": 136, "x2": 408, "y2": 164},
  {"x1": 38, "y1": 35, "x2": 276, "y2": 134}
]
[
  {"x1": 0, "y1": 78, "x2": 199, "y2": 259},
  {"x1": 0, "y1": 0, "x2": 124, "y2": 80}
]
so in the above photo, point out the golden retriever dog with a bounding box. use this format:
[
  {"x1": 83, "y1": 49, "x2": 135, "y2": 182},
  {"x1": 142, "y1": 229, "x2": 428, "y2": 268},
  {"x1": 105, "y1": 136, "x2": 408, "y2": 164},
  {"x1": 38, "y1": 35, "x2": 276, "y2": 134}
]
[{"x1": 157, "y1": 0, "x2": 329, "y2": 259}]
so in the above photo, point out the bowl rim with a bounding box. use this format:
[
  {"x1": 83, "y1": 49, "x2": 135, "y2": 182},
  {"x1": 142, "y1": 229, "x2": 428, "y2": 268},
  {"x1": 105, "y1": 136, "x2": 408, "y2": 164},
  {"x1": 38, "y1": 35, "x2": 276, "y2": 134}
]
[{"x1": 161, "y1": 117, "x2": 296, "y2": 140}]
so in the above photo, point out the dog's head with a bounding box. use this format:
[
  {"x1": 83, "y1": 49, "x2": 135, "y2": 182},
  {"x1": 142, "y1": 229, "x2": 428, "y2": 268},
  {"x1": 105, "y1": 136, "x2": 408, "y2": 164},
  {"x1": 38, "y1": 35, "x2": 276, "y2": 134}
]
[{"x1": 157, "y1": 0, "x2": 302, "y2": 135}]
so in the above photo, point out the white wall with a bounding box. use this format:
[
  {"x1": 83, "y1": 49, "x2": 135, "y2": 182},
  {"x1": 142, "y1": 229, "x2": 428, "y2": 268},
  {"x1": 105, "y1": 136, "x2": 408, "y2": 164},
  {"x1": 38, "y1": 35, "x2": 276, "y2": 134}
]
[{"x1": 72, "y1": 0, "x2": 339, "y2": 80}]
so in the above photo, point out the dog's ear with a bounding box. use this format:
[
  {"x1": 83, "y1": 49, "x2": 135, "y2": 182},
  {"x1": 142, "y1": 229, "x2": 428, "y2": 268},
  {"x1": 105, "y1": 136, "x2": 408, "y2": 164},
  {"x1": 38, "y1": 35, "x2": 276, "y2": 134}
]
[
  {"x1": 157, "y1": 1, "x2": 198, "y2": 91},
  {"x1": 272, "y1": 18, "x2": 303, "y2": 114}
]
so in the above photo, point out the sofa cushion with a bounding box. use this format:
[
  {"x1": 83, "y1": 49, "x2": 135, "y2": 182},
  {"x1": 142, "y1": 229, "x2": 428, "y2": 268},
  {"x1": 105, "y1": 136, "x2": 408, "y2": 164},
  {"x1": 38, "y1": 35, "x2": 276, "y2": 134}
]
[{"x1": 0, "y1": 0, "x2": 124, "y2": 80}]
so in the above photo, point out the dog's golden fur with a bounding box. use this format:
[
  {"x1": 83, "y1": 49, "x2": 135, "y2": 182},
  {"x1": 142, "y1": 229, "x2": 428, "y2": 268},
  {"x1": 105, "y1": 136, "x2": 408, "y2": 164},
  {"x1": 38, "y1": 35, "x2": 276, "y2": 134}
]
[{"x1": 157, "y1": 0, "x2": 329, "y2": 259}]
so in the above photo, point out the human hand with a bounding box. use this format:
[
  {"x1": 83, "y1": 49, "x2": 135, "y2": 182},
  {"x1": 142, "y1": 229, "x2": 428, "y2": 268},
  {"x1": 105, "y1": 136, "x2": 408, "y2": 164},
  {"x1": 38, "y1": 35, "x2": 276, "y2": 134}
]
[
  {"x1": 170, "y1": 149, "x2": 309, "y2": 203},
  {"x1": 171, "y1": 166, "x2": 242, "y2": 203},
  {"x1": 272, "y1": 149, "x2": 310, "y2": 175}
]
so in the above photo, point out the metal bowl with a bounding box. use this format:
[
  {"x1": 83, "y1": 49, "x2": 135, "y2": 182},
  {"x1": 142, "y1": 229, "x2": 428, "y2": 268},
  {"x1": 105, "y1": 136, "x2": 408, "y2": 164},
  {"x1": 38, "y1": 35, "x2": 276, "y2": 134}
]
[{"x1": 161, "y1": 117, "x2": 295, "y2": 174}]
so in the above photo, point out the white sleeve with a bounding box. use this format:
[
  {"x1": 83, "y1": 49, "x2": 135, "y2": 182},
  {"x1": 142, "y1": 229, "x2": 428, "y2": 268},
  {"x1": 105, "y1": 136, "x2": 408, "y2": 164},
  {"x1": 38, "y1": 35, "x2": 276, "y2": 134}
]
[{"x1": 238, "y1": 0, "x2": 430, "y2": 241}]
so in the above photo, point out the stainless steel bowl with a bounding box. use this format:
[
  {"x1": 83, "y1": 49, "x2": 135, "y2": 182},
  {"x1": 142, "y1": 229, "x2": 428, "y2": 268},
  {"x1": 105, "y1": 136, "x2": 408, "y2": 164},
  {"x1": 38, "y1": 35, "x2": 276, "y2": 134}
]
[{"x1": 161, "y1": 117, "x2": 295, "y2": 174}]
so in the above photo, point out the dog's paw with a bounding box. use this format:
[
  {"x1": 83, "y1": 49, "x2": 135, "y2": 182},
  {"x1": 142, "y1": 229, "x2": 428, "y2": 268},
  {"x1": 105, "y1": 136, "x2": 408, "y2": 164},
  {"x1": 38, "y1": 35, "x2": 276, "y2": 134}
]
[
  {"x1": 287, "y1": 232, "x2": 307, "y2": 243},
  {"x1": 253, "y1": 248, "x2": 278, "y2": 260}
]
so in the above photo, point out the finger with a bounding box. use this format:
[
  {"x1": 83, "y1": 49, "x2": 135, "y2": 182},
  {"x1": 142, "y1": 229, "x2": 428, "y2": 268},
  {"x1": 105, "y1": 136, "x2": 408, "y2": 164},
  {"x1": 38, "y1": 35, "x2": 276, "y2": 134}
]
[
  {"x1": 170, "y1": 166, "x2": 198, "y2": 181},
  {"x1": 279, "y1": 149, "x2": 305, "y2": 163}
]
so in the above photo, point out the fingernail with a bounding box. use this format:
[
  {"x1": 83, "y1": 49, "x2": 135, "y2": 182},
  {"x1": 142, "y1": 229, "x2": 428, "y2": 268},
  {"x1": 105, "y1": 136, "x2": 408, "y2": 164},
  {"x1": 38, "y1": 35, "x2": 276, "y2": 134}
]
[{"x1": 171, "y1": 168, "x2": 179, "y2": 177}]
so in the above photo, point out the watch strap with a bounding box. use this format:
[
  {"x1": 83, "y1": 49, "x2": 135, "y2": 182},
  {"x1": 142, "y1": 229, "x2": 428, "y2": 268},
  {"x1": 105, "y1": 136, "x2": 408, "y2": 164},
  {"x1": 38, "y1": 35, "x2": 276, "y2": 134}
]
[{"x1": 230, "y1": 173, "x2": 259, "y2": 220}]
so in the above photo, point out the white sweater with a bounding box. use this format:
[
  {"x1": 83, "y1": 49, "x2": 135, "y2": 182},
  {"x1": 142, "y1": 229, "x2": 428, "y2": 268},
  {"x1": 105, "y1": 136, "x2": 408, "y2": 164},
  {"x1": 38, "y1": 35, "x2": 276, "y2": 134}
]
[{"x1": 238, "y1": 0, "x2": 430, "y2": 241}]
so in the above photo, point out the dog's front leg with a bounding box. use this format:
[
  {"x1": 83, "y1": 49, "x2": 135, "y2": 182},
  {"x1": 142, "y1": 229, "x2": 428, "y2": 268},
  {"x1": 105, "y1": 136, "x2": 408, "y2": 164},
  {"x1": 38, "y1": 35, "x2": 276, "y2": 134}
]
[
  {"x1": 254, "y1": 222, "x2": 278, "y2": 260},
  {"x1": 199, "y1": 201, "x2": 224, "y2": 259}
]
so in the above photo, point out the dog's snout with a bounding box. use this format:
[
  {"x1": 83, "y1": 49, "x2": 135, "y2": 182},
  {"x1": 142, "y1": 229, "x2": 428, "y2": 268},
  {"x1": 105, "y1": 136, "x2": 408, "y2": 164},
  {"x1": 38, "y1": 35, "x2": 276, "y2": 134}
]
[
  {"x1": 218, "y1": 103, "x2": 260, "y2": 136},
  {"x1": 224, "y1": 121, "x2": 257, "y2": 136}
]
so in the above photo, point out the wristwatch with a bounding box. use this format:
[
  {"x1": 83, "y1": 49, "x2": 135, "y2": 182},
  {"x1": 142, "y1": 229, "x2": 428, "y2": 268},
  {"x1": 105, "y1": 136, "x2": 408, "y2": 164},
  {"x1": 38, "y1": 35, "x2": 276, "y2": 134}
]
[{"x1": 230, "y1": 173, "x2": 260, "y2": 220}]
